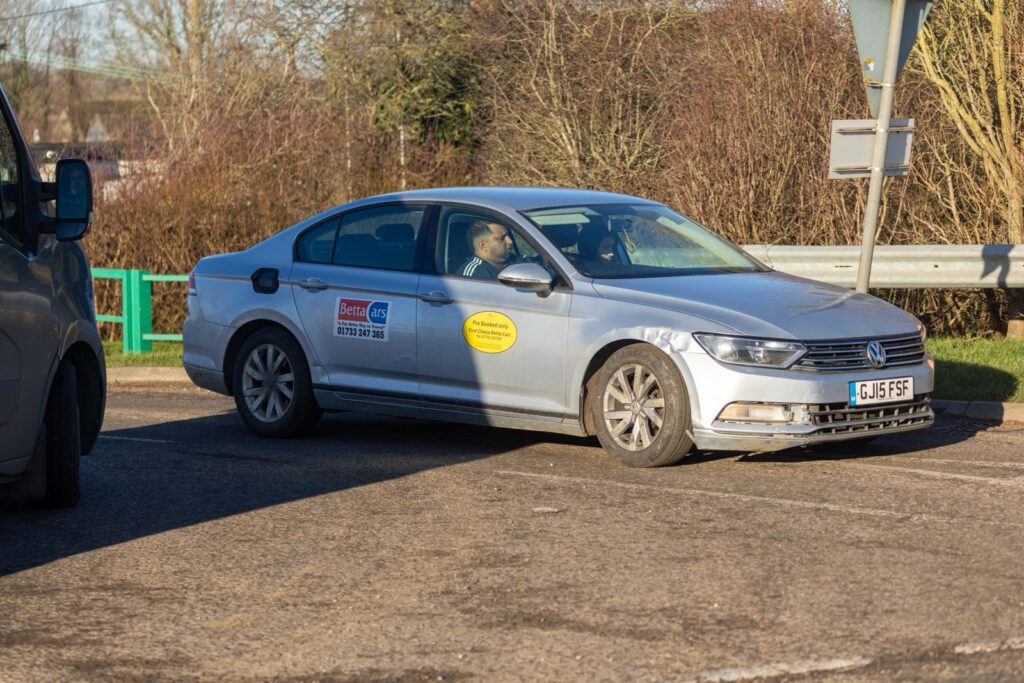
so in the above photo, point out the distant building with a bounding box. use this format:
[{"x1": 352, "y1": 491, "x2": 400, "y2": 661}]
[
  {"x1": 51, "y1": 110, "x2": 77, "y2": 143},
  {"x1": 31, "y1": 140, "x2": 119, "y2": 178},
  {"x1": 30, "y1": 140, "x2": 161, "y2": 202},
  {"x1": 31, "y1": 106, "x2": 162, "y2": 200},
  {"x1": 85, "y1": 116, "x2": 110, "y2": 143}
]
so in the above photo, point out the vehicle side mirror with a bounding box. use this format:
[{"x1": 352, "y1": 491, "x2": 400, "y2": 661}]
[
  {"x1": 54, "y1": 159, "x2": 93, "y2": 241},
  {"x1": 498, "y1": 262, "x2": 554, "y2": 296}
]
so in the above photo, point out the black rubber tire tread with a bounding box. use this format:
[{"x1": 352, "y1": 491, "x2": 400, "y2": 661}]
[
  {"x1": 76, "y1": 351, "x2": 105, "y2": 455},
  {"x1": 590, "y1": 344, "x2": 694, "y2": 468},
  {"x1": 45, "y1": 360, "x2": 81, "y2": 508},
  {"x1": 232, "y1": 327, "x2": 322, "y2": 438}
]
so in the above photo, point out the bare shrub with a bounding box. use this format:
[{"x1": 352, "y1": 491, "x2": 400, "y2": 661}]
[
  {"x1": 91, "y1": 78, "x2": 345, "y2": 335},
  {"x1": 655, "y1": 0, "x2": 867, "y2": 245},
  {"x1": 477, "y1": 0, "x2": 689, "y2": 194}
]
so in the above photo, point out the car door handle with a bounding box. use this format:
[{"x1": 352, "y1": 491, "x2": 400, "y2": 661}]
[
  {"x1": 418, "y1": 291, "x2": 453, "y2": 305},
  {"x1": 298, "y1": 278, "x2": 329, "y2": 291}
]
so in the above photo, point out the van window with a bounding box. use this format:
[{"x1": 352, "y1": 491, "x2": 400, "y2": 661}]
[{"x1": 0, "y1": 113, "x2": 23, "y2": 243}]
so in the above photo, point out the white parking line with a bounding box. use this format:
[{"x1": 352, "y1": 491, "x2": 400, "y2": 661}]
[
  {"x1": 98, "y1": 434, "x2": 174, "y2": 444},
  {"x1": 497, "y1": 469, "x2": 910, "y2": 519},
  {"x1": 681, "y1": 656, "x2": 872, "y2": 682},
  {"x1": 850, "y1": 463, "x2": 1024, "y2": 488},
  {"x1": 922, "y1": 458, "x2": 1024, "y2": 471},
  {"x1": 953, "y1": 636, "x2": 1024, "y2": 655},
  {"x1": 681, "y1": 635, "x2": 1024, "y2": 682},
  {"x1": 495, "y1": 470, "x2": 1024, "y2": 529}
]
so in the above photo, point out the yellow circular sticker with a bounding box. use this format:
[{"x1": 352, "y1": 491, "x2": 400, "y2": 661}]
[{"x1": 463, "y1": 311, "x2": 517, "y2": 354}]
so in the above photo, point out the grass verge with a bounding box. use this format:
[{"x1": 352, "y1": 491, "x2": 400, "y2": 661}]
[
  {"x1": 103, "y1": 341, "x2": 183, "y2": 368},
  {"x1": 927, "y1": 337, "x2": 1024, "y2": 403}
]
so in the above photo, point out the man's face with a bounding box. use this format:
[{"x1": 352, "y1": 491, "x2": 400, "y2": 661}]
[{"x1": 477, "y1": 223, "x2": 513, "y2": 265}]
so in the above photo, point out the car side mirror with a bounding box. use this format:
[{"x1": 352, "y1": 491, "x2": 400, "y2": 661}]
[
  {"x1": 54, "y1": 159, "x2": 93, "y2": 241},
  {"x1": 498, "y1": 262, "x2": 554, "y2": 296}
]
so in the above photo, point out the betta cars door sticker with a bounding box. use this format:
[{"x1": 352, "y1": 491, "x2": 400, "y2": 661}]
[{"x1": 335, "y1": 298, "x2": 390, "y2": 342}]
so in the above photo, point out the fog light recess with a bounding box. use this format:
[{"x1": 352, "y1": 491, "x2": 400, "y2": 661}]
[{"x1": 718, "y1": 403, "x2": 808, "y2": 424}]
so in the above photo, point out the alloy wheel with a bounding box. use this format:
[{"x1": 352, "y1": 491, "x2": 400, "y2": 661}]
[
  {"x1": 241, "y1": 343, "x2": 295, "y2": 423},
  {"x1": 602, "y1": 363, "x2": 666, "y2": 451}
]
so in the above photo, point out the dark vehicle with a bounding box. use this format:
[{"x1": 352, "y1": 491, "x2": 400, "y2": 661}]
[{"x1": 0, "y1": 85, "x2": 104, "y2": 507}]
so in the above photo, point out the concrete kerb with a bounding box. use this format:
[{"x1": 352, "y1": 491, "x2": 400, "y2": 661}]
[
  {"x1": 931, "y1": 399, "x2": 1024, "y2": 426},
  {"x1": 105, "y1": 367, "x2": 1024, "y2": 426},
  {"x1": 107, "y1": 366, "x2": 191, "y2": 387}
]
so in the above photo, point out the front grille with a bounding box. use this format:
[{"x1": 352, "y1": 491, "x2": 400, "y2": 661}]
[
  {"x1": 809, "y1": 395, "x2": 932, "y2": 435},
  {"x1": 795, "y1": 334, "x2": 925, "y2": 372}
]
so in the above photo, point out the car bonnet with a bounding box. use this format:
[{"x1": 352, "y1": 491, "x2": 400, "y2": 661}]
[{"x1": 590, "y1": 270, "x2": 919, "y2": 341}]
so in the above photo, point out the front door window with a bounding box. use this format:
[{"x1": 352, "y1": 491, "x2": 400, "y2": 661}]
[{"x1": 434, "y1": 207, "x2": 538, "y2": 280}]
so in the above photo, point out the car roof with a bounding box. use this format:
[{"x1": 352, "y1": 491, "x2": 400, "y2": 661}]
[{"x1": 360, "y1": 186, "x2": 659, "y2": 212}]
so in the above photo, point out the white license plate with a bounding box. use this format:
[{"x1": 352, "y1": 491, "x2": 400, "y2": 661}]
[{"x1": 849, "y1": 376, "x2": 914, "y2": 406}]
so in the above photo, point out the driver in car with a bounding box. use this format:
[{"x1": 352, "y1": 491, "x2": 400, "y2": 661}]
[{"x1": 460, "y1": 219, "x2": 518, "y2": 279}]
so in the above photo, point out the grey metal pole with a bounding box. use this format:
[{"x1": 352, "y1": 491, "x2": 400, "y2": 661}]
[{"x1": 855, "y1": 0, "x2": 907, "y2": 293}]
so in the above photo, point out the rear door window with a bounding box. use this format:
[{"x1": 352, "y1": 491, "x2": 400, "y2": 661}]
[{"x1": 332, "y1": 204, "x2": 427, "y2": 272}]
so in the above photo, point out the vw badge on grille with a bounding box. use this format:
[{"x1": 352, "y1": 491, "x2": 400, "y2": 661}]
[{"x1": 866, "y1": 340, "x2": 887, "y2": 368}]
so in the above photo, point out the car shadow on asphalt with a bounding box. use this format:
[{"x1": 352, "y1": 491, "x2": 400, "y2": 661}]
[
  {"x1": 0, "y1": 409, "x2": 564, "y2": 577},
  {"x1": 0, "y1": 409, "x2": 1006, "y2": 576}
]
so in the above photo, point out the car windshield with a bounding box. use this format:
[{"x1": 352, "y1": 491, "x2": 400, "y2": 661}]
[{"x1": 522, "y1": 203, "x2": 764, "y2": 279}]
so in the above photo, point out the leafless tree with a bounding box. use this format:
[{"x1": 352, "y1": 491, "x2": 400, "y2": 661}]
[
  {"x1": 110, "y1": 0, "x2": 244, "y2": 147},
  {"x1": 916, "y1": 0, "x2": 1024, "y2": 337},
  {"x1": 0, "y1": 0, "x2": 54, "y2": 133}
]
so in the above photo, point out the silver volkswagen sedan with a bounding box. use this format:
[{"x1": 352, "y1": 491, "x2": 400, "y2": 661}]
[{"x1": 183, "y1": 187, "x2": 933, "y2": 467}]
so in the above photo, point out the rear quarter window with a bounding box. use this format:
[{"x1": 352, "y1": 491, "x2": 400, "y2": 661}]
[{"x1": 295, "y1": 218, "x2": 339, "y2": 264}]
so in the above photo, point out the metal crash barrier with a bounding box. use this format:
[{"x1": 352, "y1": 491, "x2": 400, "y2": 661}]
[{"x1": 742, "y1": 244, "x2": 1024, "y2": 289}]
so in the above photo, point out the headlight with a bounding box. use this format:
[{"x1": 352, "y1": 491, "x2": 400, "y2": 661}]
[
  {"x1": 916, "y1": 319, "x2": 927, "y2": 344},
  {"x1": 693, "y1": 333, "x2": 806, "y2": 368}
]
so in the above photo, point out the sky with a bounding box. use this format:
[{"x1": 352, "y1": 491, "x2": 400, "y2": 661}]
[{"x1": 0, "y1": 0, "x2": 125, "y2": 76}]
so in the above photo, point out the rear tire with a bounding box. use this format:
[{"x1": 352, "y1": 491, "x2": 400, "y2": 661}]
[
  {"x1": 45, "y1": 360, "x2": 81, "y2": 508},
  {"x1": 590, "y1": 345, "x2": 694, "y2": 468},
  {"x1": 232, "y1": 327, "x2": 322, "y2": 438}
]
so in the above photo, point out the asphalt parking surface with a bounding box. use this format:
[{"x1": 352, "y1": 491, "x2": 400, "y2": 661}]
[{"x1": 2, "y1": 387, "x2": 1024, "y2": 682}]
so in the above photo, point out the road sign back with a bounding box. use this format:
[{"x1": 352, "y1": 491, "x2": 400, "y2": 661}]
[
  {"x1": 849, "y1": 0, "x2": 932, "y2": 117},
  {"x1": 829, "y1": 119, "x2": 915, "y2": 179}
]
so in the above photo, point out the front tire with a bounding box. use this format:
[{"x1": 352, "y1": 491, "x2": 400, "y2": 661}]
[
  {"x1": 232, "y1": 327, "x2": 322, "y2": 438},
  {"x1": 590, "y1": 345, "x2": 694, "y2": 467},
  {"x1": 45, "y1": 360, "x2": 81, "y2": 508}
]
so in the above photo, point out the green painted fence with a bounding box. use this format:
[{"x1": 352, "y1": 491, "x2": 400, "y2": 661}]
[{"x1": 91, "y1": 268, "x2": 188, "y2": 353}]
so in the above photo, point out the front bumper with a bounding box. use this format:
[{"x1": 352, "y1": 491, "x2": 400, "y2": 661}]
[
  {"x1": 693, "y1": 396, "x2": 934, "y2": 452},
  {"x1": 680, "y1": 350, "x2": 935, "y2": 452}
]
